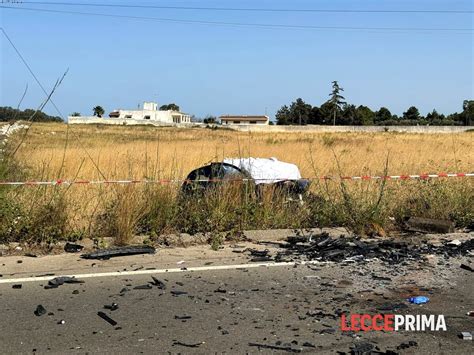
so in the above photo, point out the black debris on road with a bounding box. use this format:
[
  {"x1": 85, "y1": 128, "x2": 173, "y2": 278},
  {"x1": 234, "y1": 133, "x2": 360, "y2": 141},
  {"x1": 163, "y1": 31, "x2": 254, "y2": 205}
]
[
  {"x1": 150, "y1": 276, "x2": 166, "y2": 289},
  {"x1": 172, "y1": 341, "x2": 203, "y2": 348},
  {"x1": 268, "y1": 233, "x2": 473, "y2": 264},
  {"x1": 44, "y1": 277, "x2": 85, "y2": 289},
  {"x1": 170, "y1": 290, "x2": 188, "y2": 296},
  {"x1": 104, "y1": 303, "x2": 119, "y2": 311},
  {"x1": 34, "y1": 305, "x2": 46, "y2": 317},
  {"x1": 81, "y1": 245, "x2": 156, "y2": 260},
  {"x1": 97, "y1": 312, "x2": 117, "y2": 326}
]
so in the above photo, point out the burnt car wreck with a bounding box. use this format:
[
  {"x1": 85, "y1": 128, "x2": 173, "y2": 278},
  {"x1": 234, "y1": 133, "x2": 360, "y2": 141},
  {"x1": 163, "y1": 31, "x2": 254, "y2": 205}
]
[{"x1": 181, "y1": 157, "x2": 310, "y2": 200}]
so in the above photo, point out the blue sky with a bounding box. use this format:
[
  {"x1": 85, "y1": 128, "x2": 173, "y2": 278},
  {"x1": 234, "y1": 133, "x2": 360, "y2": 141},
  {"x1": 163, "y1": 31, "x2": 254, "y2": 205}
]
[{"x1": 1, "y1": 0, "x2": 472, "y2": 119}]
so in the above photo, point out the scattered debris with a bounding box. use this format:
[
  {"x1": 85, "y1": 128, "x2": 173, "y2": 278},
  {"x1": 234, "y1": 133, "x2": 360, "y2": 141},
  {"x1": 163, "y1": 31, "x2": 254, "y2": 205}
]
[
  {"x1": 287, "y1": 235, "x2": 312, "y2": 244},
  {"x1": 460, "y1": 264, "x2": 473, "y2": 272},
  {"x1": 150, "y1": 276, "x2": 166, "y2": 289},
  {"x1": 273, "y1": 233, "x2": 473, "y2": 264},
  {"x1": 404, "y1": 217, "x2": 454, "y2": 234},
  {"x1": 248, "y1": 249, "x2": 270, "y2": 257},
  {"x1": 45, "y1": 276, "x2": 85, "y2": 289},
  {"x1": 459, "y1": 332, "x2": 472, "y2": 341},
  {"x1": 248, "y1": 249, "x2": 272, "y2": 262},
  {"x1": 64, "y1": 243, "x2": 84, "y2": 253},
  {"x1": 248, "y1": 342, "x2": 302, "y2": 353},
  {"x1": 133, "y1": 284, "x2": 152, "y2": 290},
  {"x1": 250, "y1": 256, "x2": 273, "y2": 262},
  {"x1": 407, "y1": 296, "x2": 430, "y2": 304},
  {"x1": 172, "y1": 341, "x2": 203, "y2": 348},
  {"x1": 320, "y1": 328, "x2": 336, "y2": 334},
  {"x1": 396, "y1": 340, "x2": 418, "y2": 350},
  {"x1": 104, "y1": 303, "x2": 119, "y2": 311},
  {"x1": 25, "y1": 253, "x2": 37, "y2": 258},
  {"x1": 97, "y1": 312, "x2": 117, "y2": 326},
  {"x1": 171, "y1": 290, "x2": 188, "y2": 296},
  {"x1": 119, "y1": 287, "x2": 130, "y2": 294},
  {"x1": 34, "y1": 305, "x2": 47, "y2": 317},
  {"x1": 81, "y1": 245, "x2": 155, "y2": 260},
  {"x1": 350, "y1": 341, "x2": 375, "y2": 355},
  {"x1": 174, "y1": 315, "x2": 192, "y2": 320},
  {"x1": 306, "y1": 310, "x2": 337, "y2": 320},
  {"x1": 12, "y1": 284, "x2": 22, "y2": 289},
  {"x1": 372, "y1": 275, "x2": 392, "y2": 282}
]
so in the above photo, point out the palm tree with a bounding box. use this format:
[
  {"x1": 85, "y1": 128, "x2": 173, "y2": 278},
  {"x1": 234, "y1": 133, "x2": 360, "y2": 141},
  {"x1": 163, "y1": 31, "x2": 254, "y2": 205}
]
[{"x1": 93, "y1": 106, "x2": 105, "y2": 118}]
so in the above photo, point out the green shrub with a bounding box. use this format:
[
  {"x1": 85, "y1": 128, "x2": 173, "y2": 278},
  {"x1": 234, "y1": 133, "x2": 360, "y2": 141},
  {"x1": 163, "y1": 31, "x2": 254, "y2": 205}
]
[{"x1": 0, "y1": 191, "x2": 68, "y2": 245}]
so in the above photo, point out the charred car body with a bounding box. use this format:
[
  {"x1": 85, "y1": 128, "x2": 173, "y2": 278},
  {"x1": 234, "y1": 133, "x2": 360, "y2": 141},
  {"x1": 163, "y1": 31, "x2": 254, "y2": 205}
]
[{"x1": 181, "y1": 158, "x2": 310, "y2": 200}]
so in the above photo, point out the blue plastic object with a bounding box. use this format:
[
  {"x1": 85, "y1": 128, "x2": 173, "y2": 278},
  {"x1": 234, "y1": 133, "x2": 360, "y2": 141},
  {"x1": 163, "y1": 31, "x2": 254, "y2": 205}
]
[{"x1": 407, "y1": 296, "x2": 430, "y2": 304}]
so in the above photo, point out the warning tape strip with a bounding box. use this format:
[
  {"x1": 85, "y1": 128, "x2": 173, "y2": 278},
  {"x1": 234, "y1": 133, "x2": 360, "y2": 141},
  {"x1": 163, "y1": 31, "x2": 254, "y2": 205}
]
[{"x1": 0, "y1": 173, "x2": 473, "y2": 186}]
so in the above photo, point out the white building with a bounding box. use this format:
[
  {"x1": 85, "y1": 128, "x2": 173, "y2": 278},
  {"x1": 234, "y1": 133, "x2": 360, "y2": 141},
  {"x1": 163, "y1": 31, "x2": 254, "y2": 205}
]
[
  {"x1": 109, "y1": 102, "x2": 191, "y2": 123},
  {"x1": 68, "y1": 101, "x2": 192, "y2": 126},
  {"x1": 219, "y1": 115, "x2": 270, "y2": 125}
]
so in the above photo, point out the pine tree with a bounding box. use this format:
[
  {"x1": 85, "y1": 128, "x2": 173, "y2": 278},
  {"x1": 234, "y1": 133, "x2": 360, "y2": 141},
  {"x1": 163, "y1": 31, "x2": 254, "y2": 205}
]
[{"x1": 328, "y1": 81, "x2": 346, "y2": 125}]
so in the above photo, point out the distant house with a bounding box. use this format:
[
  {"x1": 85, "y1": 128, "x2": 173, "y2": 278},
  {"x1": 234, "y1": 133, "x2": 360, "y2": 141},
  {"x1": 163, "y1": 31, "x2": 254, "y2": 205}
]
[
  {"x1": 108, "y1": 102, "x2": 191, "y2": 124},
  {"x1": 219, "y1": 115, "x2": 270, "y2": 125},
  {"x1": 68, "y1": 101, "x2": 193, "y2": 126}
]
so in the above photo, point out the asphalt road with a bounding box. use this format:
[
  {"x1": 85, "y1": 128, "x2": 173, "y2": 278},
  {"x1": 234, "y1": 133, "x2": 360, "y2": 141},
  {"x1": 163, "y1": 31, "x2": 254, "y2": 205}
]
[{"x1": 0, "y1": 251, "x2": 473, "y2": 354}]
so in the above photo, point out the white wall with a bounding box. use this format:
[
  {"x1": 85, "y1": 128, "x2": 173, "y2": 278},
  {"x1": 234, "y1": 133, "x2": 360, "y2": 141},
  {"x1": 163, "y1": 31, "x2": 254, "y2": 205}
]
[{"x1": 229, "y1": 124, "x2": 473, "y2": 133}]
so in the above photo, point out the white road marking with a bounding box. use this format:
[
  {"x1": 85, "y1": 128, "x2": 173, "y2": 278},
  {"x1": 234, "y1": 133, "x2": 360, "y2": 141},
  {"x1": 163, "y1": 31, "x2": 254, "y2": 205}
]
[{"x1": 0, "y1": 260, "x2": 322, "y2": 284}]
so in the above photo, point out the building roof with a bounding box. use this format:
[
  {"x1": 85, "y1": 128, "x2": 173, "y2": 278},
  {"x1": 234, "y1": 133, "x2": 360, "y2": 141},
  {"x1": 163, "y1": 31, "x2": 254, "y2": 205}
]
[{"x1": 219, "y1": 115, "x2": 269, "y2": 121}]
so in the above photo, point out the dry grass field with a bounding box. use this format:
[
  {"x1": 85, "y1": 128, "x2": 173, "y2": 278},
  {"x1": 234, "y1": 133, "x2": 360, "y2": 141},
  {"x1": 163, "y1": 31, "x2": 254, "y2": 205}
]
[
  {"x1": 1, "y1": 122, "x2": 473, "y2": 246},
  {"x1": 15, "y1": 122, "x2": 474, "y2": 180}
]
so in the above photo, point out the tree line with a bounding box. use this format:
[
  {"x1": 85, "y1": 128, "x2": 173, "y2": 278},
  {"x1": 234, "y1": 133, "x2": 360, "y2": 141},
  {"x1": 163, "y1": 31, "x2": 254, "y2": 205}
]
[
  {"x1": 0, "y1": 106, "x2": 62, "y2": 122},
  {"x1": 276, "y1": 82, "x2": 473, "y2": 126}
]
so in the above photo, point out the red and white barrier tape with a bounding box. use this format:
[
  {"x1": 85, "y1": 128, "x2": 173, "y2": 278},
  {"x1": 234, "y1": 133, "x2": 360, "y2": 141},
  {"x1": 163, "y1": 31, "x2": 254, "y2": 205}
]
[{"x1": 0, "y1": 173, "x2": 473, "y2": 186}]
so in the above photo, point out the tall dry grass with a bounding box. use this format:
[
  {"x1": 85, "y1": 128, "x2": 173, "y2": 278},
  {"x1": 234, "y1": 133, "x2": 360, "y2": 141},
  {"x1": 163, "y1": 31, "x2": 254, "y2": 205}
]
[
  {"x1": 1, "y1": 122, "x2": 472, "y2": 245},
  {"x1": 16, "y1": 123, "x2": 473, "y2": 180}
]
